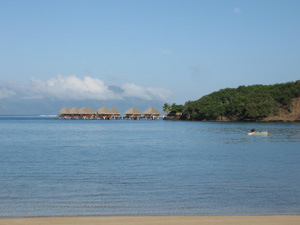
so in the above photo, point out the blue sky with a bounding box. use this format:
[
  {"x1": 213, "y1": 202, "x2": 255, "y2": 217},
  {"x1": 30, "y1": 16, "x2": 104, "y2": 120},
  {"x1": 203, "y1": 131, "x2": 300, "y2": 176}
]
[{"x1": 0, "y1": 0, "x2": 299, "y2": 105}]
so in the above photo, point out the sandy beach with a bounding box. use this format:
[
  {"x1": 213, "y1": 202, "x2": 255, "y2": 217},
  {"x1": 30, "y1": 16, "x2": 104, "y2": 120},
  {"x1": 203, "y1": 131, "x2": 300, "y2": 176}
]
[{"x1": 0, "y1": 215, "x2": 300, "y2": 225}]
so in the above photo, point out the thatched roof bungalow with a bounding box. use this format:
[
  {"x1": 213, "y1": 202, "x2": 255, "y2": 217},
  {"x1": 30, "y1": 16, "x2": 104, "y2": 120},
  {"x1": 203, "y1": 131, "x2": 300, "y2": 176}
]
[
  {"x1": 69, "y1": 107, "x2": 80, "y2": 115},
  {"x1": 97, "y1": 106, "x2": 110, "y2": 115},
  {"x1": 97, "y1": 106, "x2": 111, "y2": 119},
  {"x1": 124, "y1": 107, "x2": 142, "y2": 119},
  {"x1": 110, "y1": 107, "x2": 121, "y2": 115},
  {"x1": 59, "y1": 107, "x2": 70, "y2": 115},
  {"x1": 143, "y1": 107, "x2": 161, "y2": 119},
  {"x1": 79, "y1": 106, "x2": 88, "y2": 115},
  {"x1": 78, "y1": 106, "x2": 95, "y2": 118},
  {"x1": 109, "y1": 107, "x2": 121, "y2": 119},
  {"x1": 87, "y1": 107, "x2": 95, "y2": 115}
]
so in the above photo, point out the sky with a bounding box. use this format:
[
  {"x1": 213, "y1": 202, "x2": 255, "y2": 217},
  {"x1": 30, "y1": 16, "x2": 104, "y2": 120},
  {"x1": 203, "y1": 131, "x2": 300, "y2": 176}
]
[{"x1": 0, "y1": 0, "x2": 300, "y2": 111}]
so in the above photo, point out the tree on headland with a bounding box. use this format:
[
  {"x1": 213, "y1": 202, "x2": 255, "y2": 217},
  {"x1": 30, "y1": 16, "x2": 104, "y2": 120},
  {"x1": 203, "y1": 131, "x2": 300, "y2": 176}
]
[
  {"x1": 170, "y1": 103, "x2": 184, "y2": 114},
  {"x1": 166, "y1": 80, "x2": 300, "y2": 121},
  {"x1": 162, "y1": 103, "x2": 171, "y2": 115},
  {"x1": 163, "y1": 103, "x2": 184, "y2": 116}
]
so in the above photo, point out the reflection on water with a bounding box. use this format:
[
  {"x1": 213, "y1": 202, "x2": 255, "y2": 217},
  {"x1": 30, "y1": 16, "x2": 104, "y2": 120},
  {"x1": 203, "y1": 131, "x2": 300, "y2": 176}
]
[{"x1": 0, "y1": 117, "x2": 300, "y2": 217}]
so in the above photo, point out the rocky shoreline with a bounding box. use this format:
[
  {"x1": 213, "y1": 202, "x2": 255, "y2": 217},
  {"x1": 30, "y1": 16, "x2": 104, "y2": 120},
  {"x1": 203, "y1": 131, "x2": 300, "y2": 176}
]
[{"x1": 164, "y1": 116, "x2": 300, "y2": 123}]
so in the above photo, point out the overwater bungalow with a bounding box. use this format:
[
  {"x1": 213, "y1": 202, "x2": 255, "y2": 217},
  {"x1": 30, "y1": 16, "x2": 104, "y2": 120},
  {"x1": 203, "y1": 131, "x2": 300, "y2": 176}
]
[
  {"x1": 79, "y1": 106, "x2": 95, "y2": 119},
  {"x1": 69, "y1": 107, "x2": 80, "y2": 118},
  {"x1": 97, "y1": 106, "x2": 111, "y2": 119},
  {"x1": 79, "y1": 106, "x2": 88, "y2": 118},
  {"x1": 124, "y1": 107, "x2": 142, "y2": 119},
  {"x1": 58, "y1": 106, "x2": 162, "y2": 120},
  {"x1": 59, "y1": 107, "x2": 71, "y2": 118},
  {"x1": 86, "y1": 107, "x2": 95, "y2": 118},
  {"x1": 110, "y1": 107, "x2": 121, "y2": 119},
  {"x1": 143, "y1": 107, "x2": 161, "y2": 120}
]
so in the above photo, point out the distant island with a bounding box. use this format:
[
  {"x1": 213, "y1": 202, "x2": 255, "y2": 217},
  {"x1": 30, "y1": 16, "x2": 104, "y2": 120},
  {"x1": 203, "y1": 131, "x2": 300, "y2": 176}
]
[{"x1": 163, "y1": 80, "x2": 300, "y2": 122}]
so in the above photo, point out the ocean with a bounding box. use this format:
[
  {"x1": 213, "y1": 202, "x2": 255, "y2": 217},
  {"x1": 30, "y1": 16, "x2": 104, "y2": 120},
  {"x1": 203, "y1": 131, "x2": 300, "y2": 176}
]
[{"x1": 0, "y1": 116, "x2": 300, "y2": 217}]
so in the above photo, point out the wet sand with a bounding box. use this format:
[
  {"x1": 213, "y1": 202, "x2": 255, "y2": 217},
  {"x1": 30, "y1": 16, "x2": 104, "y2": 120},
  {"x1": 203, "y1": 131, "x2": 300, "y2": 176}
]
[{"x1": 0, "y1": 215, "x2": 300, "y2": 225}]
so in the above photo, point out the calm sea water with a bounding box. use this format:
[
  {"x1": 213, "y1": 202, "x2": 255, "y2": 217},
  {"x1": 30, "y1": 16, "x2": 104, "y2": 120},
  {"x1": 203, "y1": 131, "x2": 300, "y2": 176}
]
[{"x1": 0, "y1": 116, "x2": 300, "y2": 218}]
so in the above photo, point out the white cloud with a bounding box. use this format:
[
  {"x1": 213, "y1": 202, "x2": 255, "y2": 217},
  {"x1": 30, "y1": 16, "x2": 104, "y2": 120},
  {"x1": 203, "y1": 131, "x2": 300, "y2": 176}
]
[
  {"x1": 234, "y1": 7, "x2": 242, "y2": 14},
  {"x1": 121, "y1": 83, "x2": 173, "y2": 101},
  {"x1": 28, "y1": 75, "x2": 122, "y2": 100},
  {"x1": 0, "y1": 87, "x2": 15, "y2": 99},
  {"x1": 0, "y1": 75, "x2": 172, "y2": 102}
]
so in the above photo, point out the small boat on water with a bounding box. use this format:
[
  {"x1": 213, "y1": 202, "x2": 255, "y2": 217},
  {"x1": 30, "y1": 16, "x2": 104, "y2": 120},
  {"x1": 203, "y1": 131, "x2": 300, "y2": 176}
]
[{"x1": 247, "y1": 129, "x2": 270, "y2": 136}]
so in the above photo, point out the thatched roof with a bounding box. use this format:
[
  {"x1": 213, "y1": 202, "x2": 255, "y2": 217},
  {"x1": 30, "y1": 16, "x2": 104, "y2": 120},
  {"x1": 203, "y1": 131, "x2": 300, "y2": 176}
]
[
  {"x1": 70, "y1": 107, "x2": 80, "y2": 114},
  {"x1": 60, "y1": 107, "x2": 70, "y2": 115},
  {"x1": 87, "y1": 107, "x2": 95, "y2": 114},
  {"x1": 97, "y1": 106, "x2": 110, "y2": 114},
  {"x1": 110, "y1": 107, "x2": 121, "y2": 115},
  {"x1": 124, "y1": 107, "x2": 142, "y2": 115},
  {"x1": 143, "y1": 107, "x2": 161, "y2": 115},
  {"x1": 79, "y1": 106, "x2": 88, "y2": 114}
]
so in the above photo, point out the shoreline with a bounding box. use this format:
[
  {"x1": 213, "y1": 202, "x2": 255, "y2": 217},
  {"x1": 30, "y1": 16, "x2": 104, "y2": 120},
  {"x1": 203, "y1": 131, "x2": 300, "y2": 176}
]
[
  {"x1": 1, "y1": 215, "x2": 300, "y2": 225},
  {"x1": 164, "y1": 117, "x2": 300, "y2": 123}
]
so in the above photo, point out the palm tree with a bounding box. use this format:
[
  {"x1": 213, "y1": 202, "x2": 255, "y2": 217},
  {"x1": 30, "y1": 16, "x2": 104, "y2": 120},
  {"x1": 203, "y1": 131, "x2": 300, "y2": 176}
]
[{"x1": 162, "y1": 103, "x2": 171, "y2": 115}]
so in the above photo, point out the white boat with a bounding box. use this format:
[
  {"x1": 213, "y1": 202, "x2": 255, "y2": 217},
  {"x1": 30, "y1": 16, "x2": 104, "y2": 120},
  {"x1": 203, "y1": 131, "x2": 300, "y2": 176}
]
[{"x1": 247, "y1": 131, "x2": 269, "y2": 136}]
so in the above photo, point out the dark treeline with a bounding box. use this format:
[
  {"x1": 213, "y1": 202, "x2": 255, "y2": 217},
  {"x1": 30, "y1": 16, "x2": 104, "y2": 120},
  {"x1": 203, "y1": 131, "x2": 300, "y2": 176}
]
[{"x1": 166, "y1": 81, "x2": 300, "y2": 121}]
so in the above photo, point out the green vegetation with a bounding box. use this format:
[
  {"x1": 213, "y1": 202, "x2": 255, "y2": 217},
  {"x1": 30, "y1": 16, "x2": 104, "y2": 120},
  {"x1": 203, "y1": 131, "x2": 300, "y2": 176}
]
[
  {"x1": 162, "y1": 103, "x2": 184, "y2": 116},
  {"x1": 162, "y1": 103, "x2": 171, "y2": 115},
  {"x1": 176, "y1": 81, "x2": 300, "y2": 121}
]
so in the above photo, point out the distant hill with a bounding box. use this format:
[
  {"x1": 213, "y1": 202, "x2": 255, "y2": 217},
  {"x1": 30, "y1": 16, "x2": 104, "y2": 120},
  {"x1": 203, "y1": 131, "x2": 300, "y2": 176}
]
[{"x1": 179, "y1": 81, "x2": 300, "y2": 122}]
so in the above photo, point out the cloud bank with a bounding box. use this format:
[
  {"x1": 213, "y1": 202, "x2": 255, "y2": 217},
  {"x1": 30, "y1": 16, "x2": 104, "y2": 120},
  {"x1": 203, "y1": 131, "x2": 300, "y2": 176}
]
[
  {"x1": 29, "y1": 75, "x2": 120, "y2": 100},
  {"x1": 0, "y1": 75, "x2": 172, "y2": 101},
  {"x1": 0, "y1": 87, "x2": 15, "y2": 99},
  {"x1": 121, "y1": 83, "x2": 172, "y2": 101}
]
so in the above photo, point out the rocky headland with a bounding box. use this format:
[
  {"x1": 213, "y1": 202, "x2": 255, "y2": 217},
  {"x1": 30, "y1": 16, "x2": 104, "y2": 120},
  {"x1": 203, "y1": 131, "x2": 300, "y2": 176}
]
[{"x1": 164, "y1": 81, "x2": 300, "y2": 122}]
